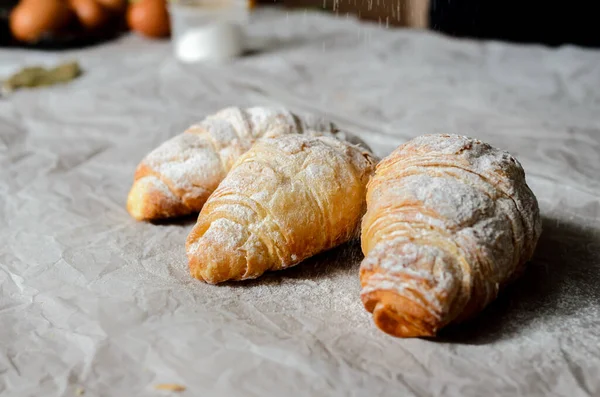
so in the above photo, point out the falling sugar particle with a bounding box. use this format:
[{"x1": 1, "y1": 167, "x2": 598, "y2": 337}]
[
  {"x1": 386, "y1": 16, "x2": 389, "y2": 28},
  {"x1": 367, "y1": 0, "x2": 372, "y2": 10}
]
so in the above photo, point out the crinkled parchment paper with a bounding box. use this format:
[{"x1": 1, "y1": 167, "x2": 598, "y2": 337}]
[{"x1": 0, "y1": 9, "x2": 599, "y2": 397}]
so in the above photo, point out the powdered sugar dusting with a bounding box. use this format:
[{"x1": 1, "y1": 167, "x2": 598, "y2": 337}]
[
  {"x1": 247, "y1": 107, "x2": 297, "y2": 137},
  {"x1": 187, "y1": 134, "x2": 377, "y2": 283},
  {"x1": 361, "y1": 134, "x2": 542, "y2": 330},
  {"x1": 138, "y1": 175, "x2": 177, "y2": 199},
  {"x1": 145, "y1": 133, "x2": 224, "y2": 193},
  {"x1": 133, "y1": 106, "x2": 345, "y2": 216},
  {"x1": 361, "y1": 237, "x2": 458, "y2": 319},
  {"x1": 201, "y1": 218, "x2": 247, "y2": 251}
]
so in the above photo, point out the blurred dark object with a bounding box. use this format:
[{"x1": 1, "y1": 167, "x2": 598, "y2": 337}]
[
  {"x1": 0, "y1": 0, "x2": 18, "y2": 43},
  {"x1": 284, "y1": 0, "x2": 600, "y2": 48},
  {"x1": 0, "y1": 0, "x2": 126, "y2": 50},
  {"x1": 429, "y1": 0, "x2": 600, "y2": 48},
  {"x1": 283, "y1": 0, "x2": 428, "y2": 27}
]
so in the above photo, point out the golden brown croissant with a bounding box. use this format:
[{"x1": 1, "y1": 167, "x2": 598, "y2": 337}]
[
  {"x1": 186, "y1": 135, "x2": 377, "y2": 284},
  {"x1": 360, "y1": 134, "x2": 541, "y2": 338},
  {"x1": 127, "y1": 106, "x2": 342, "y2": 221}
]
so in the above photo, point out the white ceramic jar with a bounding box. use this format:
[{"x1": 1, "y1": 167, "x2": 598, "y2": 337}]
[{"x1": 169, "y1": 0, "x2": 250, "y2": 63}]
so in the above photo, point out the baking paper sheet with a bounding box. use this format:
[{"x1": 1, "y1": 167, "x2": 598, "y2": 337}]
[{"x1": 1, "y1": 9, "x2": 599, "y2": 397}]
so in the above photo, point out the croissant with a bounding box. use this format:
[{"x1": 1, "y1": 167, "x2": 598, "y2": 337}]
[
  {"x1": 360, "y1": 134, "x2": 541, "y2": 337},
  {"x1": 127, "y1": 106, "x2": 341, "y2": 221},
  {"x1": 186, "y1": 135, "x2": 377, "y2": 284}
]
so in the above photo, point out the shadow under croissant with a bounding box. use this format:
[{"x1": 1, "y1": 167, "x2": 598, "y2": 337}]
[
  {"x1": 191, "y1": 214, "x2": 600, "y2": 343},
  {"x1": 436, "y1": 215, "x2": 600, "y2": 345},
  {"x1": 150, "y1": 213, "x2": 199, "y2": 227}
]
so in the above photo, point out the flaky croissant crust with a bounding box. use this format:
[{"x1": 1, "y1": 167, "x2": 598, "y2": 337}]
[
  {"x1": 360, "y1": 134, "x2": 541, "y2": 337},
  {"x1": 127, "y1": 106, "x2": 340, "y2": 221},
  {"x1": 187, "y1": 135, "x2": 377, "y2": 284}
]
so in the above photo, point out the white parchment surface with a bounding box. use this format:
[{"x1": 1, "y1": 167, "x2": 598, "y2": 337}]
[{"x1": 0, "y1": 9, "x2": 599, "y2": 397}]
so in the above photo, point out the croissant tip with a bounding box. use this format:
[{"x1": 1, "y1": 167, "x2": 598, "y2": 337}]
[
  {"x1": 189, "y1": 264, "x2": 228, "y2": 285},
  {"x1": 371, "y1": 302, "x2": 438, "y2": 338},
  {"x1": 189, "y1": 259, "x2": 217, "y2": 284},
  {"x1": 190, "y1": 270, "x2": 214, "y2": 284},
  {"x1": 127, "y1": 177, "x2": 190, "y2": 221},
  {"x1": 188, "y1": 251, "x2": 208, "y2": 282},
  {"x1": 361, "y1": 289, "x2": 440, "y2": 338},
  {"x1": 187, "y1": 241, "x2": 235, "y2": 285},
  {"x1": 126, "y1": 190, "x2": 149, "y2": 221}
]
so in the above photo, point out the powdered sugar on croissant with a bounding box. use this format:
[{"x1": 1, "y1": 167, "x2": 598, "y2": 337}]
[
  {"x1": 360, "y1": 134, "x2": 541, "y2": 337},
  {"x1": 186, "y1": 134, "x2": 377, "y2": 284},
  {"x1": 127, "y1": 106, "x2": 343, "y2": 221}
]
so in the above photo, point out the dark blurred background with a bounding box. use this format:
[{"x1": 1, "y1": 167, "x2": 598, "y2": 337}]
[
  {"x1": 281, "y1": 0, "x2": 600, "y2": 48},
  {"x1": 428, "y1": 0, "x2": 600, "y2": 47},
  {"x1": 2, "y1": 0, "x2": 600, "y2": 49}
]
